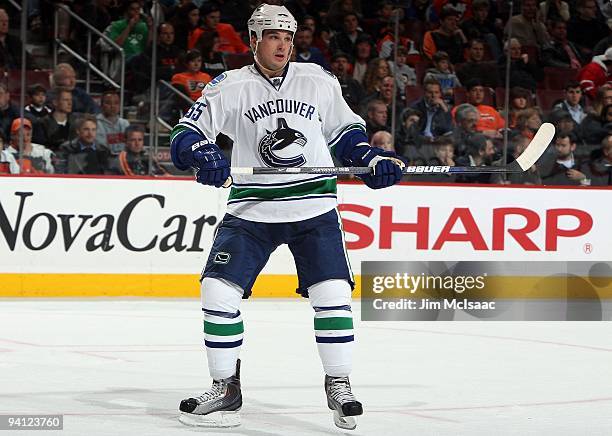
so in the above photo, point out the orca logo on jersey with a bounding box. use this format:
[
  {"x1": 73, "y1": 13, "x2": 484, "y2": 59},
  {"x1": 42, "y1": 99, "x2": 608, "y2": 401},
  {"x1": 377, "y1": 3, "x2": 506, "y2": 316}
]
[{"x1": 258, "y1": 118, "x2": 307, "y2": 167}]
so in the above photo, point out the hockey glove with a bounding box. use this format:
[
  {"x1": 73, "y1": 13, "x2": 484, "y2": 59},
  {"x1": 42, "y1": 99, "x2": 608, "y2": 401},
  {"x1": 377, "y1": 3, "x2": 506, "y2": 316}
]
[
  {"x1": 182, "y1": 140, "x2": 230, "y2": 188},
  {"x1": 353, "y1": 146, "x2": 406, "y2": 189}
]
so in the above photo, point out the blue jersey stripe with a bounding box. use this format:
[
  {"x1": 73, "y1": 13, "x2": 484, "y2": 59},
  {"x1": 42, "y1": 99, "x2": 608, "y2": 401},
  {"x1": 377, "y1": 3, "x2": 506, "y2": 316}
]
[
  {"x1": 232, "y1": 175, "x2": 336, "y2": 188},
  {"x1": 178, "y1": 121, "x2": 207, "y2": 139}
]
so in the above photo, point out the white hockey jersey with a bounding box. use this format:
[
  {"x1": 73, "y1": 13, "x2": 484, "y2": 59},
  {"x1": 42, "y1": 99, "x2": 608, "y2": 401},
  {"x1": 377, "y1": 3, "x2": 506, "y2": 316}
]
[{"x1": 176, "y1": 62, "x2": 366, "y2": 223}]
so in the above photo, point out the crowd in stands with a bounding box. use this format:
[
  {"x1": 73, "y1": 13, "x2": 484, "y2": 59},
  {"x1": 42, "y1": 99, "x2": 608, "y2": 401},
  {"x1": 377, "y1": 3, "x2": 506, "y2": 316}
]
[{"x1": 0, "y1": 0, "x2": 611, "y2": 185}]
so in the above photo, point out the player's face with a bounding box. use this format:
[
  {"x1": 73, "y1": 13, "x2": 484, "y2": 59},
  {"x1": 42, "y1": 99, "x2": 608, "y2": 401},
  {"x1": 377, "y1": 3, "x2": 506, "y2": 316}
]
[
  {"x1": 253, "y1": 30, "x2": 293, "y2": 73},
  {"x1": 127, "y1": 132, "x2": 145, "y2": 153}
]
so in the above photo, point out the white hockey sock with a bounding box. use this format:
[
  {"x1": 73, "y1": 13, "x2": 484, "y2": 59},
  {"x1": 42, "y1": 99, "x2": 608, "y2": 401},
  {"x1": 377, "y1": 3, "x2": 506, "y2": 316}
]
[
  {"x1": 308, "y1": 280, "x2": 354, "y2": 377},
  {"x1": 201, "y1": 277, "x2": 244, "y2": 380}
]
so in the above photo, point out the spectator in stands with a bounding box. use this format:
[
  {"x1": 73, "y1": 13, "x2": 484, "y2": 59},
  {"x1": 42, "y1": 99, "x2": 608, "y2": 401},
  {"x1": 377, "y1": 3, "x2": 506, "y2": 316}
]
[
  {"x1": 329, "y1": 12, "x2": 367, "y2": 58},
  {"x1": 460, "y1": 0, "x2": 501, "y2": 60},
  {"x1": 285, "y1": 0, "x2": 319, "y2": 25},
  {"x1": 362, "y1": 57, "x2": 391, "y2": 96},
  {"x1": 190, "y1": 3, "x2": 249, "y2": 54},
  {"x1": 539, "y1": 0, "x2": 570, "y2": 22},
  {"x1": 303, "y1": 15, "x2": 332, "y2": 61},
  {"x1": 567, "y1": 0, "x2": 609, "y2": 60},
  {"x1": 388, "y1": 46, "x2": 417, "y2": 101},
  {"x1": 107, "y1": 0, "x2": 153, "y2": 60},
  {"x1": 498, "y1": 38, "x2": 543, "y2": 92},
  {"x1": 456, "y1": 133, "x2": 495, "y2": 183},
  {"x1": 504, "y1": 0, "x2": 550, "y2": 47},
  {"x1": 538, "y1": 132, "x2": 588, "y2": 185},
  {"x1": 330, "y1": 52, "x2": 365, "y2": 113},
  {"x1": 370, "y1": 130, "x2": 395, "y2": 152},
  {"x1": 410, "y1": 78, "x2": 453, "y2": 143},
  {"x1": 57, "y1": 115, "x2": 109, "y2": 175},
  {"x1": 456, "y1": 39, "x2": 500, "y2": 88},
  {"x1": 503, "y1": 86, "x2": 532, "y2": 128},
  {"x1": 0, "y1": 8, "x2": 30, "y2": 70},
  {"x1": 171, "y1": 3, "x2": 201, "y2": 50},
  {"x1": 552, "y1": 81, "x2": 586, "y2": 124},
  {"x1": 49, "y1": 63, "x2": 100, "y2": 114},
  {"x1": 514, "y1": 107, "x2": 543, "y2": 140},
  {"x1": 493, "y1": 134, "x2": 541, "y2": 184},
  {"x1": 0, "y1": 131, "x2": 19, "y2": 174},
  {"x1": 424, "y1": 51, "x2": 461, "y2": 105},
  {"x1": 454, "y1": 79, "x2": 504, "y2": 139},
  {"x1": 579, "y1": 103, "x2": 612, "y2": 145},
  {"x1": 352, "y1": 35, "x2": 375, "y2": 84},
  {"x1": 155, "y1": 23, "x2": 184, "y2": 81},
  {"x1": 591, "y1": 85, "x2": 612, "y2": 117},
  {"x1": 24, "y1": 84, "x2": 52, "y2": 120},
  {"x1": 578, "y1": 47, "x2": 612, "y2": 101},
  {"x1": 0, "y1": 82, "x2": 18, "y2": 140},
  {"x1": 592, "y1": 20, "x2": 612, "y2": 56},
  {"x1": 584, "y1": 134, "x2": 612, "y2": 185},
  {"x1": 542, "y1": 19, "x2": 584, "y2": 69},
  {"x1": 452, "y1": 103, "x2": 479, "y2": 155},
  {"x1": 396, "y1": 107, "x2": 421, "y2": 158},
  {"x1": 33, "y1": 88, "x2": 79, "y2": 152},
  {"x1": 294, "y1": 26, "x2": 329, "y2": 69},
  {"x1": 96, "y1": 91, "x2": 130, "y2": 155},
  {"x1": 422, "y1": 5, "x2": 467, "y2": 64},
  {"x1": 365, "y1": 99, "x2": 389, "y2": 138},
  {"x1": 7, "y1": 118, "x2": 54, "y2": 174},
  {"x1": 417, "y1": 135, "x2": 457, "y2": 183},
  {"x1": 195, "y1": 30, "x2": 225, "y2": 78},
  {"x1": 171, "y1": 50, "x2": 212, "y2": 102},
  {"x1": 326, "y1": 0, "x2": 360, "y2": 32},
  {"x1": 361, "y1": 75, "x2": 399, "y2": 120},
  {"x1": 107, "y1": 125, "x2": 167, "y2": 176}
]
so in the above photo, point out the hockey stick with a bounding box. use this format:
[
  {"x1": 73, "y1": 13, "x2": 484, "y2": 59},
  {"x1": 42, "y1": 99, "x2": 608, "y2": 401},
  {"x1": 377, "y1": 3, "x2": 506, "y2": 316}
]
[{"x1": 229, "y1": 123, "x2": 555, "y2": 177}]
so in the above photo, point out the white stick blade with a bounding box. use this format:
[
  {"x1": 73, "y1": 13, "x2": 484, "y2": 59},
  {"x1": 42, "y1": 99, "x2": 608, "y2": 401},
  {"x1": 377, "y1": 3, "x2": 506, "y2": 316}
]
[{"x1": 516, "y1": 122, "x2": 555, "y2": 171}]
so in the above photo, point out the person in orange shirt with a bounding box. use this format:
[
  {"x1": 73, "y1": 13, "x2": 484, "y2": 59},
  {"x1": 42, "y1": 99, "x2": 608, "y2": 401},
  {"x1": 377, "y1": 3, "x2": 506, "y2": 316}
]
[
  {"x1": 188, "y1": 3, "x2": 249, "y2": 54},
  {"x1": 452, "y1": 78, "x2": 504, "y2": 138},
  {"x1": 171, "y1": 49, "x2": 212, "y2": 102}
]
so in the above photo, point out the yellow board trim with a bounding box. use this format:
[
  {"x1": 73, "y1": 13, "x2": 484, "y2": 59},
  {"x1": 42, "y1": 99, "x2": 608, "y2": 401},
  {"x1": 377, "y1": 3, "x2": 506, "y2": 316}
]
[{"x1": 0, "y1": 274, "x2": 363, "y2": 298}]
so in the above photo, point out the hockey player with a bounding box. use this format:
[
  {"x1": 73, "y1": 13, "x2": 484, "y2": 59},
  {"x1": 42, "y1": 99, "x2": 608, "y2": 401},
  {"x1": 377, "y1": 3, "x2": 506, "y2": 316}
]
[{"x1": 170, "y1": 3, "x2": 406, "y2": 430}]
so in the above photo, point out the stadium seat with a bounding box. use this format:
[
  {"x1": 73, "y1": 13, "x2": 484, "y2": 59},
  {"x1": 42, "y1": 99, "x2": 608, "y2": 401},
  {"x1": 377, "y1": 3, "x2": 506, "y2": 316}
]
[
  {"x1": 536, "y1": 89, "x2": 565, "y2": 111},
  {"x1": 543, "y1": 67, "x2": 577, "y2": 90},
  {"x1": 404, "y1": 86, "x2": 424, "y2": 105},
  {"x1": 7, "y1": 69, "x2": 52, "y2": 105},
  {"x1": 222, "y1": 53, "x2": 254, "y2": 71}
]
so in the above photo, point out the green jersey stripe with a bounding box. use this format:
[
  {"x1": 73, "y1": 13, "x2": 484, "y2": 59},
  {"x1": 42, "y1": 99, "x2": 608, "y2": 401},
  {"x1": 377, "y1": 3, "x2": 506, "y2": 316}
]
[
  {"x1": 314, "y1": 317, "x2": 354, "y2": 330},
  {"x1": 204, "y1": 320, "x2": 245, "y2": 336},
  {"x1": 170, "y1": 125, "x2": 191, "y2": 142},
  {"x1": 229, "y1": 178, "x2": 337, "y2": 201}
]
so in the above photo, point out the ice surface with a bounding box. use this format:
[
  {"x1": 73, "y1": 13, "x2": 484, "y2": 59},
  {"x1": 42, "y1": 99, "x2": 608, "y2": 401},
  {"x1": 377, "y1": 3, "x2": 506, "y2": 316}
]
[{"x1": 1, "y1": 299, "x2": 611, "y2": 436}]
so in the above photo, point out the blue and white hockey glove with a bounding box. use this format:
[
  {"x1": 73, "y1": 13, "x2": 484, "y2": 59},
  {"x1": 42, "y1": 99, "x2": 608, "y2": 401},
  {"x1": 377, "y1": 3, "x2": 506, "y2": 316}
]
[
  {"x1": 181, "y1": 140, "x2": 230, "y2": 188},
  {"x1": 353, "y1": 147, "x2": 406, "y2": 189}
]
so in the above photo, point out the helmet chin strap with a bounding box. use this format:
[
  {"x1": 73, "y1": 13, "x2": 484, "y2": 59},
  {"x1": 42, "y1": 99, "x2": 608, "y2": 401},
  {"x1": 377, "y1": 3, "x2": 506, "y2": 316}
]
[{"x1": 252, "y1": 39, "x2": 293, "y2": 76}]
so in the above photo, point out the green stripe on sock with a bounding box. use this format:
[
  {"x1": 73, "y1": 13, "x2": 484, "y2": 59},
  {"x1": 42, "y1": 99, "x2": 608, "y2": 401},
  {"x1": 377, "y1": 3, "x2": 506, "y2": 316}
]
[
  {"x1": 204, "y1": 321, "x2": 244, "y2": 336},
  {"x1": 314, "y1": 317, "x2": 353, "y2": 330}
]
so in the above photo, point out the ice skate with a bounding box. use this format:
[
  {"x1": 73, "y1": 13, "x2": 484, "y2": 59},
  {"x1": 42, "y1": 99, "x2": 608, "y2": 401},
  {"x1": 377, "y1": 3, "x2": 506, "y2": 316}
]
[
  {"x1": 325, "y1": 375, "x2": 363, "y2": 430},
  {"x1": 178, "y1": 359, "x2": 242, "y2": 427}
]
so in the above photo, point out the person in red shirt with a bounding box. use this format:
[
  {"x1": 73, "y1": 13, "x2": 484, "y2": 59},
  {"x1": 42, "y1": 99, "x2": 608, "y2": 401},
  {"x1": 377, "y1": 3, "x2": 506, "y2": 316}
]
[
  {"x1": 171, "y1": 49, "x2": 212, "y2": 101},
  {"x1": 578, "y1": 47, "x2": 612, "y2": 100},
  {"x1": 188, "y1": 3, "x2": 249, "y2": 54}
]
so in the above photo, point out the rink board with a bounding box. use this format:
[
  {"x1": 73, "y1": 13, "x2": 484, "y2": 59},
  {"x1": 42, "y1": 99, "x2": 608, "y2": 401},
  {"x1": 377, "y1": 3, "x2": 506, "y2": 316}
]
[{"x1": 1, "y1": 175, "x2": 611, "y2": 297}]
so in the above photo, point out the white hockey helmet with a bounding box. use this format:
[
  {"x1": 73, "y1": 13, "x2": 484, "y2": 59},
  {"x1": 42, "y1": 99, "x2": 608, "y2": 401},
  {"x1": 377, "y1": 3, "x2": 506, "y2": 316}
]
[{"x1": 247, "y1": 4, "x2": 297, "y2": 42}]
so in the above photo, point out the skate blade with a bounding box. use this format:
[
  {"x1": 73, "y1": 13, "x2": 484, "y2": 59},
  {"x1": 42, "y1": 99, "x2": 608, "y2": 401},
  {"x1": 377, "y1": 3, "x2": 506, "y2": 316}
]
[
  {"x1": 178, "y1": 410, "x2": 241, "y2": 428},
  {"x1": 333, "y1": 410, "x2": 357, "y2": 430}
]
